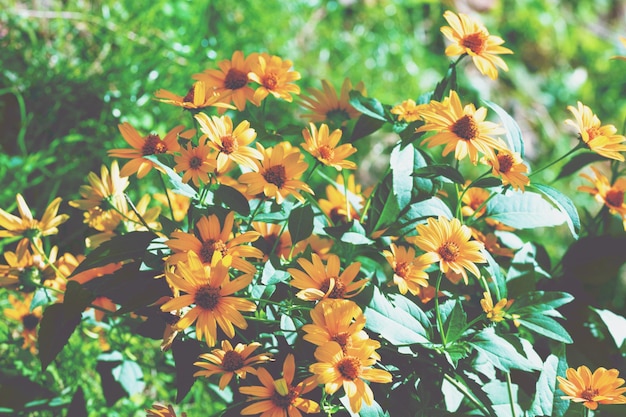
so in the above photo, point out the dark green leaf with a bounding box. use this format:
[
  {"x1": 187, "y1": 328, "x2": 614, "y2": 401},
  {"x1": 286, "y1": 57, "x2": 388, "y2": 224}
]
[
  {"x1": 288, "y1": 204, "x2": 314, "y2": 244},
  {"x1": 388, "y1": 293, "x2": 432, "y2": 334},
  {"x1": 485, "y1": 190, "x2": 565, "y2": 229},
  {"x1": 482, "y1": 99, "x2": 525, "y2": 157},
  {"x1": 530, "y1": 353, "x2": 560, "y2": 417},
  {"x1": 556, "y1": 152, "x2": 605, "y2": 180},
  {"x1": 67, "y1": 387, "x2": 87, "y2": 417},
  {"x1": 468, "y1": 327, "x2": 541, "y2": 372},
  {"x1": 529, "y1": 183, "x2": 580, "y2": 239},
  {"x1": 96, "y1": 352, "x2": 126, "y2": 405},
  {"x1": 472, "y1": 177, "x2": 502, "y2": 188},
  {"x1": 214, "y1": 184, "x2": 251, "y2": 216},
  {"x1": 441, "y1": 299, "x2": 467, "y2": 344},
  {"x1": 38, "y1": 304, "x2": 83, "y2": 371},
  {"x1": 413, "y1": 165, "x2": 465, "y2": 184},
  {"x1": 507, "y1": 291, "x2": 574, "y2": 315},
  {"x1": 350, "y1": 114, "x2": 385, "y2": 142},
  {"x1": 390, "y1": 197, "x2": 453, "y2": 237},
  {"x1": 516, "y1": 314, "x2": 573, "y2": 343},
  {"x1": 145, "y1": 155, "x2": 197, "y2": 198},
  {"x1": 348, "y1": 90, "x2": 388, "y2": 121},
  {"x1": 172, "y1": 337, "x2": 203, "y2": 402}
]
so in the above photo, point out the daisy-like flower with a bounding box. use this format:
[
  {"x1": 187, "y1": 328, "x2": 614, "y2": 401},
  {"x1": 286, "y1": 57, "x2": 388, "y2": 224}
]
[
  {"x1": 155, "y1": 80, "x2": 233, "y2": 110},
  {"x1": 416, "y1": 90, "x2": 507, "y2": 164},
  {"x1": 578, "y1": 167, "x2": 626, "y2": 228},
  {"x1": 174, "y1": 140, "x2": 216, "y2": 187},
  {"x1": 557, "y1": 366, "x2": 626, "y2": 410},
  {"x1": 408, "y1": 216, "x2": 486, "y2": 284},
  {"x1": 0, "y1": 240, "x2": 60, "y2": 291},
  {"x1": 391, "y1": 99, "x2": 427, "y2": 123},
  {"x1": 301, "y1": 123, "x2": 357, "y2": 170},
  {"x1": 309, "y1": 341, "x2": 392, "y2": 413},
  {"x1": 382, "y1": 243, "x2": 433, "y2": 296},
  {"x1": 471, "y1": 228, "x2": 514, "y2": 258},
  {"x1": 166, "y1": 211, "x2": 263, "y2": 274},
  {"x1": 460, "y1": 185, "x2": 490, "y2": 219},
  {"x1": 146, "y1": 404, "x2": 187, "y2": 417},
  {"x1": 318, "y1": 174, "x2": 365, "y2": 225},
  {"x1": 301, "y1": 234, "x2": 334, "y2": 260},
  {"x1": 299, "y1": 78, "x2": 365, "y2": 125},
  {"x1": 109, "y1": 123, "x2": 192, "y2": 178},
  {"x1": 194, "y1": 113, "x2": 262, "y2": 171},
  {"x1": 194, "y1": 340, "x2": 272, "y2": 390},
  {"x1": 248, "y1": 53, "x2": 301, "y2": 103},
  {"x1": 4, "y1": 293, "x2": 42, "y2": 354},
  {"x1": 239, "y1": 142, "x2": 313, "y2": 204},
  {"x1": 440, "y1": 10, "x2": 513, "y2": 80},
  {"x1": 194, "y1": 50, "x2": 259, "y2": 111},
  {"x1": 0, "y1": 194, "x2": 69, "y2": 247},
  {"x1": 480, "y1": 291, "x2": 509, "y2": 322},
  {"x1": 565, "y1": 102, "x2": 626, "y2": 161},
  {"x1": 302, "y1": 299, "x2": 379, "y2": 355},
  {"x1": 288, "y1": 253, "x2": 368, "y2": 301},
  {"x1": 240, "y1": 353, "x2": 320, "y2": 417},
  {"x1": 483, "y1": 149, "x2": 530, "y2": 191},
  {"x1": 160, "y1": 252, "x2": 256, "y2": 346}
]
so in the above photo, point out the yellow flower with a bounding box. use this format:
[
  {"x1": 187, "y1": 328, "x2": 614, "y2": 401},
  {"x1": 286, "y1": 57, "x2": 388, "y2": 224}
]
[
  {"x1": 174, "y1": 140, "x2": 216, "y2": 187},
  {"x1": 239, "y1": 142, "x2": 313, "y2": 204},
  {"x1": 302, "y1": 123, "x2": 357, "y2": 170},
  {"x1": 391, "y1": 99, "x2": 427, "y2": 123},
  {"x1": 460, "y1": 185, "x2": 490, "y2": 219},
  {"x1": 557, "y1": 366, "x2": 626, "y2": 410},
  {"x1": 240, "y1": 354, "x2": 320, "y2": 417},
  {"x1": 382, "y1": 243, "x2": 432, "y2": 296},
  {"x1": 299, "y1": 78, "x2": 365, "y2": 125},
  {"x1": 166, "y1": 211, "x2": 263, "y2": 274},
  {"x1": 440, "y1": 10, "x2": 513, "y2": 80},
  {"x1": 309, "y1": 341, "x2": 392, "y2": 413},
  {"x1": 318, "y1": 174, "x2": 365, "y2": 225},
  {"x1": 300, "y1": 234, "x2": 334, "y2": 260},
  {"x1": 480, "y1": 291, "x2": 508, "y2": 322},
  {"x1": 194, "y1": 50, "x2": 259, "y2": 111},
  {"x1": 565, "y1": 101, "x2": 626, "y2": 161},
  {"x1": 109, "y1": 123, "x2": 193, "y2": 178},
  {"x1": 160, "y1": 252, "x2": 256, "y2": 346},
  {"x1": 483, "y1": 149, "x2": 530, "y2": 191},
  {"x1": 194, "y1": 340, "x2": 272, "y2": 390},
  {"x1": 4, "y1": 292, "x2": 42, "y2": 354},
  {"x1": 471, "y1": 228, "x2": 514, "y2": 258},
  {"x1": 155, "y1": 80, "x2": 233, "y2": 110},
  {"x1": 578, "y1": 167, "x2": 626, "y2": 228},
  {"x1": 288, "y1": 253, "x2": 368, "y2": 301},
  {"x1": 0, "y1": 193, "x2": 69, "y2": 246},
  {"x1": 194, "y1": 113, "x2": 262, "y2": 171},
  {"x1": 248, "y1": 53, "x2": 301, "y2": 103},
  {"x1": 416, "y1": 90, "x2": 507, "y2": 164},
  {"x1": 145, "y1": 404, "x2": 187, "y2": 417},
  {"x1": 0, "y1": 240, "x2": 59, "y2": 290},
  {"x1": 408, "y1": 216, "x2": 486, "y2": 284}
]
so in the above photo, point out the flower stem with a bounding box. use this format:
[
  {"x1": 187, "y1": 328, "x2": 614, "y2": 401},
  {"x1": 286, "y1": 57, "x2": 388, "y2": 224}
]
[
  {"x1": 124, "y1": 194, "x2": 152, "y2": 231},
  {"x1": 506, "y1": 372, "x2": 517, "y2": 417},
  {"x1": 159, "y1": 173, "x2": 175, "y2": 221},
  {"x1": 456, "y1": 168, "x2": 492, "y2": 221},
  {"x1": 443, "y1": 373, "x2": 490, "y2": 416},
  {"x1": 434, "y1": 270, "x2": 446, "y2": 347},
  {"x1": 529, "y1": 144, "x2": 583, "y2": 179}
]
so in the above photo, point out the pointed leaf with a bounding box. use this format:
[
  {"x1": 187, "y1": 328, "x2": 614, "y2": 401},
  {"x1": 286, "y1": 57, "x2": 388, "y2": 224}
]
[
  {"x1": 288, "y1": 204, "x2": 314, "y2": 244},
  {"x1": 214, "y1": 184, "x2": 250, "y2": 216},
  {"x1": 516, "y1": 314, "x2": 572, "y2": 343},
  {"x1": 172, "y1": 338, "x2": 203, "y2": 402},
  {"x1": 556, "y1": 152, "x2": 605, "y2": 180},
  {"x1": 591, "y1": 308, "x2": 626, "y2": 349},
  {"x1": 38, "y1": 304, "x2": 83, "y2": 371},
  {"x1": 482, "y1": 99, "x2": 525, "y2": 157},
  {"x1": 530, "y1": 353, "x2": 560, "y2": 417},
  {"x1": 112, "y1": 360, "x2": 145, "y2": 397},
  {"x1": 348, "y1": 91, "x2": 387, "y2": 121},
  {"x1": 350, "y1": 114, "x2": 385, "y2": 142},
  {"x1": 441, "y1": 299, "x2": 467, "y2": 344},
  {"x1": 145, "y1": 155, "x2": 197, "y2": 198},
  {"x1": 468, "y1": 327, "x2": 541, "y2": 372},
  {"x1": 530, "y1": 183, "x2": 580, "y2": 239},
  {"x1": 413, "y1": 165, "x2": 465, "y2": 184},
  {"x1": 485, "y1": 190, "x2": 565, "y2": 229}
]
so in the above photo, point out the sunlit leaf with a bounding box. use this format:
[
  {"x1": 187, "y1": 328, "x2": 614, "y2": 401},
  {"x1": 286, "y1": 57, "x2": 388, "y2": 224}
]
[
  {"x1": 482, "y1": 99, "x2": 525, "y2": 157},
  {"x1": 348, "y1": 90, "x2": 388, "y2": 121},
  {"x1": 145, "y1": 154, "x2": 197, "y2": 198},
  {"x1": 516, "y1": 314, "x2": 572, "y2": 343},
  {"x1": 485, "y1": 190, "x2": 566, "y2": 229},
  {"x1": 530, "y1": 183, "x2": 580, "y2": 239},
  {"x1": 468, "y1": 328, "x2": 541, "y2": 372},
  {"x1": 591, "y1": 308, "x2": 626, "y2": 349}
]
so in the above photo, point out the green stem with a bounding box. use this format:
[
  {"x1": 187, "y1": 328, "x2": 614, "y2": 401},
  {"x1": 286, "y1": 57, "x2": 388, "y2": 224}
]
[
  {"x1": 304, "y1": 159, "x2": 322, "y2": 183},
  {"x1": 506, "y1": 372, "x2": 517, "y2": 417},
  {"x1": 583, "y1": 405, "x2": 590, "y2": 417},
  {"x1": 434, "y1": 271, "x2": 446, "y2": 347},
  {"x1": 529, "y1": 144, "x2": 583, "y2": 179},
  {"x1": 245, "y1": 197, "x2": 265, "y2": 230},
  {"x1": 443, "y1": 373, "x2": 490, "y2": 416},
  {"x1": 124, "y1": 194, "x2": 152, "y2": 231},
  {"x1": 159, "y1": 173, "x2": 175, "y2": 221},
  {"x1": 456, "y1": 169, "x2": 492, "y2": 221}
]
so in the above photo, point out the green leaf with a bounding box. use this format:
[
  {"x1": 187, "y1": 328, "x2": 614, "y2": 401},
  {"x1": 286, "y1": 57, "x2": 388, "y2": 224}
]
[
  {"x1": 348, "y1": 90, "x2": 388, "y2": 121},
  {"x1": 357, "y1": 399, "x2": 390, "y2": 417},
  {"x1": 260, "y1": 260, "x2": 290, "y2": 285},
  {"x1": 484, "y1": 250, "x2": 507, "y2": 299},
  {"x1": 112, "y1": 360, "x2": 145, "y2": 397},
  {"x1": 591, "y1": 308, "x2": 626, "y2": 349},
  {"x1": 214, "y1": 184, "x2": 251, "y2": 216},
  {"x1": 70, "y1": 231, "x2": 158, "y2": 276},
  {"x1": 363, "y1": 286, "x2": 430, "y2": 346},
  {"x1": 144, "y1": 154, "x2": 197, "y2": 198},
  {"x1": 67, "y1": 387, "x2": 87, "y2": 417},
  {"x1": 388, "y1": 293, "x2": 432, "y2": 334},
  {"x1": 288, "y1": 204, "x2": 314, "y2": 244},
  {"x1": 485, "y1": 190, "x2": 566, "y2": 229},
  {"x1": 96, "y1": 352, "x2": 127, "y2": 405},
  {"x1": 441, "y1": 299, "x2": 467, "y2": 344},
  {"x1": 172, "y1": 338, "x2": 203, "y2": 402},
  {"x1": 556, "y1": 152, "x2": 605, "y2": 180},
  {"x1": 468, "y1": 327, "x2": 541, "y2": 372},
  {"x1": 38, "y1": 304, "x2": 83, "y2": 371},
  {"x1": 482, "y1": 380, "x2": 524, "y2": 417},
  {"x1": 530, "y1": 353, "x2": 560, "y2": 417},
  {"x1": 30, "y1": 287, "x2": 55, "y2": 311},
  {"x1": 482, "y1": 99, "x2": 525, "y2": 157},
  {"x1": 515, "y1": 314, "x2": 573, "y2": 343},
  {"x1": 390, "y1": 197, "x2": 453, "y2": 237},
  {"x1": 507, "y1": 291, "x2": 574, "y2": 316},
  {"x1": 472, "y1": 177, "x2": 502, "y2": 188},
  {"x1": 350, "y1": 114, "x2": 385, "y2": 142},
  {"x1": 530, "y1": 183, "x2": 580, "y2": 239},
  {"x1": 413, "y1": 164, "x2": 465, "y2": 184},
  {"x1": 340, "y1": 231, "x2": 374, "y2": 245},
  {"x1": 390, "y1": 143, "x2": 416, "y2": 209}
]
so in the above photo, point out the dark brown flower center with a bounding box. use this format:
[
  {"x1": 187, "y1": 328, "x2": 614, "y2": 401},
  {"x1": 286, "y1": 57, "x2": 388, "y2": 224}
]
[
  {"x1": 331, "y1": 332, "x2": 352, "y2": 351},
  {"x1": 262, "y1": 73, "x2": 279, "y2": 90},
  {"x1": 270, "y1": 384, "x2": 298, "y2": 409},
  {"x1": 199, "y1": 239, "x2": 228, "y2": 264},
  {"x1": 395, "y1": 261, "x2": 411, "y2": 278},
  {"x1": 194, "y1": 285, "x2": 221, "y2": 310},
  {"x1": 451, "y1": 115, "x2": 479, "y2": 141},
  {"x1": 581, "y1": 388, "x2": 599, "y2": 401},
  {"x1": 320, "y1": 277, "x2": 346, "y2": 299},
  {"x1": 439, "y1": 241, "x2": 460, "y2": 262},
  {"x1": 337, "y1": 356, "x2": 361, "y2": 380},
  {"x1": 224, "y1": 68, "x2": 249, "y2": 90},
  {"x1": 219, "y1": 135, "x2": 239, "y2": 154},
  {"x1": 183, "y1": 86, "x2": 195, "y2": 103},
  {"x1": 461, "y1": 32, "x2": 487, "y2": 54},
  {"x1": 221, "y1": 350, "x2": 245, "y2": 371},
  {"x1": 318, "y1": 145, "x2": 335, "y2": 161},
  {"x1": 497, "y1": 154, "x2": 515, "y2": 173},
  {"x1": 606, "y1": 188, "x2": 625, "y2": 208},
  {"x1": 142, "y1": 134, "x2": 168, "y2": 155},
  {"x1": 263, "y1": 165, "x2": 287, "y2": 189},
  {"x1": 22, "y1": 313, "x2": 40, "y2": 330},
  {"x1": 189, "y1": 156, "x2": 203, "y2": 169}
]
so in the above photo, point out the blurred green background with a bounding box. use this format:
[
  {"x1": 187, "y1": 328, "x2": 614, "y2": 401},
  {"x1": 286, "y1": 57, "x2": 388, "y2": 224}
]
[{"x1": 1, "y1": 0, "x2": 625, "y2": 415}]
